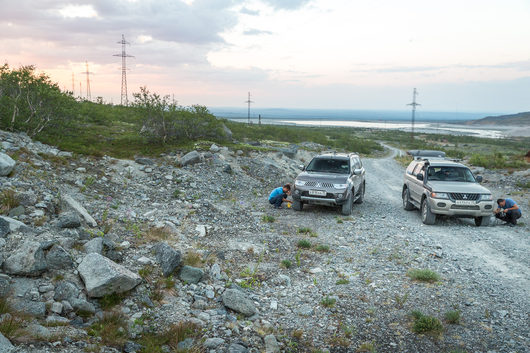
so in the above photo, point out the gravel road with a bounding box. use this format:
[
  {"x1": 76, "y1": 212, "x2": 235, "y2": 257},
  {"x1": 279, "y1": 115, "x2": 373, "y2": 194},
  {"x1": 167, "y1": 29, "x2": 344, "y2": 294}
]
[{"x1": 259, "y1": 146, "x2": 529, "y2": 352}]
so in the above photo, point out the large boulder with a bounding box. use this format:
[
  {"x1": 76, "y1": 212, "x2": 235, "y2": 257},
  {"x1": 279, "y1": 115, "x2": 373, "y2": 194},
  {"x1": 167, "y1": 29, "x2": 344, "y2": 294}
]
[
  {"x1": 179, "y1": 265, "x2": 204, "y2": 284},
  {"x1": 0, "y1": 216, "x2": 29, "y2": 234},
  {"x1": 0, "y1": 153, "x2": 15, "y2": 176},
  {"x1": 222, "y1": 289, "x2": 258, "y2": 317},
  {"x1": 45, "y1": 245, "x2": 73, "y2": 270},
  {"x1": 0, "y1": 332, "x2": 14, "y2": 352},
  {"x1": 78, "y1": 253, "x2": 142, "y2": 297},
  {"x1": 3, "y1": 241, "x2": 47, "y2": 276},
  {"x1": 60, "y1": 195, "x2": 97, "y2": 227},
  {"x1": 181, "y1": 151, "x2": 201, "y2": 166},
  {"x1": 153, "y1": 242, "x2": 181, "y2": 277}
]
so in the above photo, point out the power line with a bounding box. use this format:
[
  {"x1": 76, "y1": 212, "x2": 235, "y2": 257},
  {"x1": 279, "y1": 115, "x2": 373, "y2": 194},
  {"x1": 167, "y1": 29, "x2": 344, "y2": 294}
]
[
  {"x1": 113, "y1": 34, "x2": 134, "y2": 105},
  {"x1": 244, "y1": 91, "x2": 254, "y2": 124},
  {"x1": 80, "y1": 61, "x2": 93, "y2": 101},
  {"x1": 407, "y1": 88, "x2": 420, "y2": 141}
]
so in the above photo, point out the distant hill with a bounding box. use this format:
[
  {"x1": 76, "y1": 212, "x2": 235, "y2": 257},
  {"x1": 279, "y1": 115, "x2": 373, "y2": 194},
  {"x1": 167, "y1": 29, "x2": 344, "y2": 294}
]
[{"x1": 467, "y1": 112, "x2": 530, "y2": 125}]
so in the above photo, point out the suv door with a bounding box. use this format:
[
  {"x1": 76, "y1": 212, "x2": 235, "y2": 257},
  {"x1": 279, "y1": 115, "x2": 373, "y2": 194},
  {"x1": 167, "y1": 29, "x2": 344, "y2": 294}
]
[
  {"x1": 351, "y1": 156, "x2": 364, "y2": 194},
  {"x1": 409, "y1": 162, "x2": 425, "y2": 202}
]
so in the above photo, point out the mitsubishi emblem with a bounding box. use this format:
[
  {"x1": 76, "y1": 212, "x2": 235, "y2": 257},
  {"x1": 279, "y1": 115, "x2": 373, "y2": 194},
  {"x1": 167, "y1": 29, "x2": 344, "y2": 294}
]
[{"x1": 463, "y1": 195, "x2": 468, "y2": 200}]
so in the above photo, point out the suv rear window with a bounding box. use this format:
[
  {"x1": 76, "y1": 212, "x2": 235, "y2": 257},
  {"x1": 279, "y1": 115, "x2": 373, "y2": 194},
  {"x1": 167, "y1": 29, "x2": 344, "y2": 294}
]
[{"x1": 306, "y1": 158, "x2": 350, "y2": 174}]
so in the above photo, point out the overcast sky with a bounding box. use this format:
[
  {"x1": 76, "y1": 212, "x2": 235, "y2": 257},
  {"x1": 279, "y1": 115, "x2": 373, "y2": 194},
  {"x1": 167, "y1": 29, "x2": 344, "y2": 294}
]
[{"x1": 1, "y1": 0, "x2": 529, "y2": 113}]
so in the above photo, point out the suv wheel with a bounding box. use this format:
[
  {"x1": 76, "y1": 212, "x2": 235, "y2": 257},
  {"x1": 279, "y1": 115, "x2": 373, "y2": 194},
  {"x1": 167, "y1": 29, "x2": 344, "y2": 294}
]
[
  {"x1": 354, "y1": 182, "x2": 365, "y2": 204},
  {"x1": 421, "y1": 198, "x2": 436, "y2": 225},
  {"x1": 474, "y1": 216, "x2": 490, "y2": 227},
  {"x1": 292, "y1": 199, "x2": 303, "y2": 211},
  {"x1": 341, "y1": 192, "x2": 353, "y2": 215},
  {"x1": 402, "y1": 188, "x2": 414, "y2": 210}
]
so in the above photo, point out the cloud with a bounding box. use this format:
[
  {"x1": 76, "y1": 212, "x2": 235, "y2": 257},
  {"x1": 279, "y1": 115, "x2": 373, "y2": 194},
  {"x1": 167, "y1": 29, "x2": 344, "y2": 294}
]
[
  {"x1": 260, "y1": 0, "x2": 312, "y2": 10},
  {"x1": 240, "y1": 7, "x2": 260, "y2": 15},
  {"x1": 243, "y1": 28, "x2": 273, "y2": 36}
]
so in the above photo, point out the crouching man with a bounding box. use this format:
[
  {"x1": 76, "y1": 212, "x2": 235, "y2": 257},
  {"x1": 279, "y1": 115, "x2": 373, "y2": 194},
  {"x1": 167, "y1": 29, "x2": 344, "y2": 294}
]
[
  {"x1": 494, "y1": 198, "x2": 522, "y2": 227},
  {"x1": 268, "y1": 184, "x2": 292, "y2": 209}
]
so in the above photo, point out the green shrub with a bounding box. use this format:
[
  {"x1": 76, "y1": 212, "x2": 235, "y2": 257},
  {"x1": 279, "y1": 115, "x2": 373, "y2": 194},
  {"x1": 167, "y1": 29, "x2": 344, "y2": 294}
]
[
  {"x1": 410, "y1": 311, "x2": 443, "y2": 334},
  {"x1": 336, "y1": 279, "x2": 350, "y2": 285},
  {"x1": 315, "y1": 244, "x2": 330, "y2": 252},
  {"x1": 281, "y1": 260, "x2": 292, "y2": 269},
  {"x1": 262, "y1": 215, "x2": 275, "y2": 223},
  {"x1": 407, "y1": 269, "x2": 440, "y2": 283},
  {"x1": 297, "y1": 239, "x2": 312, "y2": 249},
  {"x1": 321, "y1": 296, "x2": 336, "y2": 307},
  {"x1": 444, "y1": 310, "x2": 461, "y2": 324}
]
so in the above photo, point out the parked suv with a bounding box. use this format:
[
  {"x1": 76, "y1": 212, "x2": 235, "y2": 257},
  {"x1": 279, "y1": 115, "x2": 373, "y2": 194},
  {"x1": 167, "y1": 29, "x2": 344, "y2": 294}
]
[
  {"x1": 292, "y1": 153, "x2": 365, "y2": 215},
  {"x1": 402, "y1": 150, "x2": 494, "y2": 226}
]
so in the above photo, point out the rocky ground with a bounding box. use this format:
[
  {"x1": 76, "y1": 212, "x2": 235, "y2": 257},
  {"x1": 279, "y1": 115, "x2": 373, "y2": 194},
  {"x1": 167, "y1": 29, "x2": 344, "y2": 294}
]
[{"x1": 0, "y1": 130, "x2": 528, "y2": 353}]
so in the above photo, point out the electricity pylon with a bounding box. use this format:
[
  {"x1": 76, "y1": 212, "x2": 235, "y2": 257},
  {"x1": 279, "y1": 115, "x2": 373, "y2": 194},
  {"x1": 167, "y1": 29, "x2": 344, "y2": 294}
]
[
  {"x1": 114, "y1": 34, "x2": 134, "y2": 105},
  {"x1": 407, "y1": 88, "x2": 420, "y2": 141}
]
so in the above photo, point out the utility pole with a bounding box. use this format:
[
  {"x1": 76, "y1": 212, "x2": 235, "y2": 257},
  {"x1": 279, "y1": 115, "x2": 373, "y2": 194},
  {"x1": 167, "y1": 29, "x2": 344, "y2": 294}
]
[
  {"x1": 245, "y1": 92, "x2": 254, "y2": 124},
  {"x1": 81, "y1": 61, "x2": 92, "y2": 101},
  {"x1": 407, "y1": 88, "x2": 420, "y2": 141},
  {"x1": 114, "y1": 34, "x2": 134, "y2": 106}
]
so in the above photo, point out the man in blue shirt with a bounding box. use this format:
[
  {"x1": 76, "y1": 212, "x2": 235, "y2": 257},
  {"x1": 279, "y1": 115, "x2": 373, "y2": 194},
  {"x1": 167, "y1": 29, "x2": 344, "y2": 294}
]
[
  {"x1": 494, "y1": 198, "x2": 522, "y2": 227},
  {"x1": 268, "y1": 184, "x2": 292, "y2": 209}
]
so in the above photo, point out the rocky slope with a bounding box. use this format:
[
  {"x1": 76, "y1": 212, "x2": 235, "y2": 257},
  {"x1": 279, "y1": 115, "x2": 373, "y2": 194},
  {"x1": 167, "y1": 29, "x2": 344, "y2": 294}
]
[{"x1": 0, "y1": 130, "x2": 528, "y2": 353}]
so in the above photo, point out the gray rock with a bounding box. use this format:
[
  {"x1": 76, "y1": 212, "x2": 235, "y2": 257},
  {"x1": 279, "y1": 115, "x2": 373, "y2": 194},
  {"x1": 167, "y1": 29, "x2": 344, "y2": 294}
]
[
  {"x1": 7, "y1": 206, "x2": 24, "y2": 218},
  {"x1": 228, "y1": 343, "x2": 248, "y2": 353},
  {"x1": 204, "y1": 337, "x2": 224, "y2": 348},
  {"x1": 46, "y1": 244, "x2": 73, "y2": 269},
  {"x1": 153, "y1": 242, "x2": 181, "y2": 277},
  {"x1": 264, "y1": 334, "x2": 280, "y2": 353},
  {"x1": 181, "y1": 151, "x2": 201, "y2": 166},
  {"x1": 83, "y1": 237, "x2": 103, "y2": 254},
  {"x1": 71, "y1": 298, "x2": 96, "y2": 315},
  {"x1": 0, "y1": 274, "x2": 10, "y2": 297},
  {"x1": 54, "y1": 281, "x2": 80, "y2": 301},
  {"x1": 210, "y1": 144, "x2": 221, "y2": 153},
  {"x1": 3, "y1": 241, "x2": 47, "y2": 276},
  {"x1": 78, "y1": 253, "x2": 142, "y2": 297},
  {"x1": 124, "y1": 341, "x2": 143, "y2": 353},
  {"x1": 210, "y1": 263, "x2": 222, "y2": 280},
  {"x1": 60, "y1": 195, "x2": 97, "y2": 227},
  {"x1": 25, "y1": 323, "x2": 51, "y2": 339},
  {"x1": 16, "y1": 191, "x2": 37, "y2": 207},
  {"x1": 135, "y1": 157, "x2": 155, "y2": 165},
  {"x1": 0, "y1": 153, "x2": 15, "y2": 176},
  {"x1": 57, "y1": 212, "x2": 81, "y2": 228},
  {"x1": 9, "y1": 299, "x2": 46, "y2": 317},
  {"x1": 222, "y1": 289, "x2": 258, "y2": 317},
  {"x1": 179, "y1": 265, "x2": 204, "y2": 284},
  {"x1": 0, "y1": 332, "x2": 14, "y2": 353},
  {"x1": 0, "y1": 216, "x2": 28, "y2": 233},
  {"x1": 0, "y1": 219, "x2": 9, "y2": 238},
  {"x1": 295, "y1": 304, "x2": 314, "y2": 316},
  {"x1": 176, "y1": 338, "x2": 194, "y2": 350}
]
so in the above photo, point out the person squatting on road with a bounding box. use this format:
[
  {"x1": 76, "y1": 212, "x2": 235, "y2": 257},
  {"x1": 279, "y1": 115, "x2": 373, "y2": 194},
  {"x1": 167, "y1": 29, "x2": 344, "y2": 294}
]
[
  {"x1": 268, "y1": 184, "x2": 292, "y2": 209},
  {"x1": 494, "y1": 198, "x2": 522, "y2": 227}
]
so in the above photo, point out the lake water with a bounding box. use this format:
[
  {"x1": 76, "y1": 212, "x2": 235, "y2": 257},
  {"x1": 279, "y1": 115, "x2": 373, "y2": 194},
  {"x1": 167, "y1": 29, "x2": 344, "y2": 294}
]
[{"x1": 211, "y1": 107, "x2": 505, "y2": 138}]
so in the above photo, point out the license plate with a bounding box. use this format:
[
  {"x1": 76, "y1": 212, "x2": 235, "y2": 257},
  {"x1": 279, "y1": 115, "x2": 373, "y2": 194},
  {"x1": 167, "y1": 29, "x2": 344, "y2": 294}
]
[
  {"x1": 455, "y1": 200, "x2": 475, "y2": 206},
  {"x1": 309, "y1": 190, "x2": 326, "y2": 196}
]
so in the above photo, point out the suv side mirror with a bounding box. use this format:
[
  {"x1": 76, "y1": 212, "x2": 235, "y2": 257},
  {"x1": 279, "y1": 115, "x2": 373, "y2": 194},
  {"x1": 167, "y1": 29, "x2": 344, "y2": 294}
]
[
  {"x1": 416, "y1": 174, "x2": 424, "y2": 181},
  {"x1": 299, "y1": 164, "x2": 305, "y2": 171},
  {"x1": 353, "y1": 168, "x2": 362, "y2": 175},
  {"x1": 476, "y1": 175, "x2": 483, "y2": 182}
]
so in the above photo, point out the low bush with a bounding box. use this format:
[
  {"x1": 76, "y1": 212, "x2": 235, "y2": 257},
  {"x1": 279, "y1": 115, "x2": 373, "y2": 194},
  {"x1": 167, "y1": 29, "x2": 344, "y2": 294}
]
[
  {"x1": 407, "y1": 269, "x2": 440, "y2": 283},
  {"x1": 410, "y1": 311, "x2": 443, "y2": 334},
  {"x1": 297, "y1": 239, "x2": 312, "y2": 249}
]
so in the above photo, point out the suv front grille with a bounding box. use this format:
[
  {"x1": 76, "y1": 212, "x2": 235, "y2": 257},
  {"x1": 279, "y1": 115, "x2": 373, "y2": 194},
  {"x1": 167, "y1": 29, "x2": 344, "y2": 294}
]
[
  {"x1": 305, "y1": 181, "x2": 334, "y2": 188},
  {"x1": 450, "y1": 193, "x2": 479, "y2": 201}
]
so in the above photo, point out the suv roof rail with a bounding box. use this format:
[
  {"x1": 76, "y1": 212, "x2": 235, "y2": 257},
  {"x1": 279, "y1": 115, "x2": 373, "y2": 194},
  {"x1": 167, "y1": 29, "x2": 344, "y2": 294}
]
[{"x1": 407, "y1": 150, "x2": 446, "y2": 158}]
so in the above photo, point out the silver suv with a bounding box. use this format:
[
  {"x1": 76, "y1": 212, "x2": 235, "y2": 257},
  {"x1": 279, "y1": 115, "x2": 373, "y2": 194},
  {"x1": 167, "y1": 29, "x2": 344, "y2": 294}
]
[
  {"x1": 402, "y1": 151, "x2": 494, "y2": 226},
  {"x1": 292, "y1": 153, "x2": 365, "y2": 215}
]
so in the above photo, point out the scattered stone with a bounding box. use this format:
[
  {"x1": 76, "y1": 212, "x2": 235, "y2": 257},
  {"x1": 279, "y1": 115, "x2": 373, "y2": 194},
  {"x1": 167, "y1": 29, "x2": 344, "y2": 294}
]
[
  {"x1": 179, "y1": 265, "x2": 204, "y2": 284},
  {"x1": 61, "y1": 195, "x2": 97, "y2": 227},
  {"x1": 0, "y1": 153, "x2": 15, "y2": 176},
  {"x1": 78, "y1": 253, "x2": 142, "y2": 297},
  {"x1": 46, "y1": 244, "x2": 74, "y2": 270},
  {"x1": 9, "y1": 299, "x2": 46, "y2": 317},
  {"x1": 3, "y1": 241, "x2": 47, "y2": 276},
  {"x1": 54, "y1": 281, "x2": 80, "y2": 301},
  {"x1": 153, "y1": 242, "x2": 181, "y2": 277},
  {"x1": 135, "y1": 157, "x2": 155, "y2": 165},
  {"x1": 83, "y1": 237, "x2": 104, "y2": 254},
  {"x1": 264, "y1": 334, "x2": 280, "y2": 353},
  {"x1": 0, "y1": 331, "x2": 14, "y2": 352},
  {"x1": 181, "y1": 151, "x2": 201, "y2": 166},
  {"x1": 222, "y1": 289, "x2": 258, "y2": 317},
  {"x1": 204, "y1": 337, "x2": 225, "y2": 349},
  {"x1": 57, "y1": 212, "x2": 81, "y2": 228}
]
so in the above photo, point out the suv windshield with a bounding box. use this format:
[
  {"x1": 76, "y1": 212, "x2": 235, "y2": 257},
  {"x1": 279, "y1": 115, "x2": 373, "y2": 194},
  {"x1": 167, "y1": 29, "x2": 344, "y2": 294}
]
[
  {"x1": 306, "y1": 158, "x2": 350, "y2": 174},
  {"x1": 427, "y1": 166, "x2": 476, "y2": 182}
]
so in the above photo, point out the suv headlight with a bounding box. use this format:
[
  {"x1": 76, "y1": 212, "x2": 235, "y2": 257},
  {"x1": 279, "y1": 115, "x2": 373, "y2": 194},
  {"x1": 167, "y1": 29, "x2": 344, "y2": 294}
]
[
  {"x1": 430, "y1": 192, "x2": 449, "y2": 199},
  {"x1": 479, "y1": 194, "x2": 492, "y2": 201},
  {"x1": 295, "y1": 180, "x2": 306, "y2": 186},
  {"x1": 334, "y1": 183, "x2": 348, "y2": 189}
]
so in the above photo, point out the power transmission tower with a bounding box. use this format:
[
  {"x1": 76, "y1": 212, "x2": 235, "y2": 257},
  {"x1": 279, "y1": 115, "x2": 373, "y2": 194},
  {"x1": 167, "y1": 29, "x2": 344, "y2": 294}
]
[
  {"x1": 71, "y1": 72, "x2": 74, "y2": 94},
  {"x1": 407, "y1": 88, "x2": 420, "y2": 141},
  {"x1": 114, "y1": 34, "x2": 134, "y2": 105},
  {"x1": 81, "y1": 61, "x2": 92, "y2": 100},
  {"x1": 244, "y1": 92, "x2": 254, "y2": 124}
]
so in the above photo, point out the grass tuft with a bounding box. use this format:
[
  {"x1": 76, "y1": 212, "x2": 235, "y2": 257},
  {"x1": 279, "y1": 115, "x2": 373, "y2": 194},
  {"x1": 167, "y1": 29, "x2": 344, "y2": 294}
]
[
  {"x1": 262, "y1": 215, "x2": 275, "y2": 223},
  {"x1": 410, "y1": 311, "x2": 444, "y2": 334},
  {"x1": 407, "y1": 268, "x2": 440, "y2": 283},
  {"x1": 321, "y1": 296, "x2": 336, "y2": 308},
  {"x1": 444, "y1": 310, "x2": 461, "y2": 324},
  {"x1": 297, "y1": 239, "x2": 312, "y2": 249}
]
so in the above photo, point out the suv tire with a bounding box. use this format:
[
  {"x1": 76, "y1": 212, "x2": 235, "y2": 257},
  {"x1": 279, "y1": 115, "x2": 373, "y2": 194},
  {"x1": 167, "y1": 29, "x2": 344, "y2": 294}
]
[
  {"x1": 421, "y1": 198, "x2": 436, "y2": 225},
  {"x1": 402, "y1": 188, "x2": 414, "y2": 211},
  {"x1": 341, "y1": 193, "x2": 353, "y2": 215},
  {"x1": 474, "y1": 216, "x2": 490, "y2": 227},
  {"x1": 292, "y1": 199, "x2": 303, "y2": 211},
  {"x1": 354, "y1": 182, "x2": 365, "y2": 204}
]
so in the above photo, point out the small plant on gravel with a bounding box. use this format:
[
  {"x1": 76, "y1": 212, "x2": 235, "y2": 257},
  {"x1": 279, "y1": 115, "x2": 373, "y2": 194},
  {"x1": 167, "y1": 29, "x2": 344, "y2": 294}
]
[
  {"x1": 407, "y1": 268, "x2": 440, "y2": 283},
  {"x1": 0, "y1": 189, "x2": 19, "y2": 214},
  {"x1": 0, "y1": 297, "x2": 27, "y2": 340},
  {"x1": 444, "y1": 310, "x2": 461, "y2": 324},
  {"x1": 138, "y1": 265, "x2": 155, "y2": 280},
  {"x1": 281, "y1": 259, "x2": 292, "y2": 268},
  {"x1": 295, "y1": 251, "x2": 301, "y2": 266},
  {"x1": 297, "y1": 239, "x2": 312, "y2": 249},
  {"x1": 321, "y1": 296, "x2": 336, "y2": 308},
  {"x1": 410, "y1": 311, "x2": 444, "y2": 334},
  {"x1": 357, "y1": 341, "x2": 377, "y2": 352},
  {"x1": 164, "y1": 276, "x2": 176, "y2": 289},
  {"x1": 183, "y1": 250, "x2": 202, "y2": 267},
  {"x1": 262, "y1": 215, "x2": 275, "y2": 223},
  {"x1": 336, "y1": 279, "x2": 350, "y2": 285},
  {"x1": 87, "y1": 311, "x2": 129, "y2": 349},
  {"x1": 315, "y1": 244, "x2": 330, "y2": 252},
  {"x1": 298, "y1": 227, "x2": 312, "y2": 234},
  {"x1": 172, "y1": 189, "x2": 182, "y2": 198},
  {"x1": 99, "y1": 293, "x2": 127, "y2": 310},
  {"x1": 394, "y1": 292, "x2": 410, "y2": 309}
]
